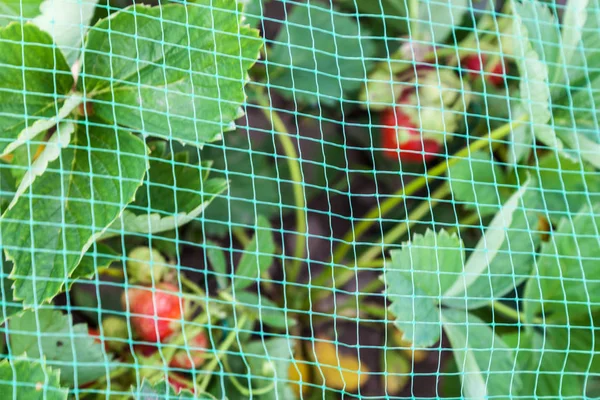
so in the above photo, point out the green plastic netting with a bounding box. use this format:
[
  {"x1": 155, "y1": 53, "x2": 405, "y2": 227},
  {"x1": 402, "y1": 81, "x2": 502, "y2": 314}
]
[{"x1": 0, "y1": 0, "x2": 598, "y2": 398}]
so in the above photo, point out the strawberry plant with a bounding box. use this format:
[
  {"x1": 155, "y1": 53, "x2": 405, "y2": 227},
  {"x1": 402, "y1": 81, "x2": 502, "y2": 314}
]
[{"x1": 0, "y1": 0, "x2": 599, "y2": 398}]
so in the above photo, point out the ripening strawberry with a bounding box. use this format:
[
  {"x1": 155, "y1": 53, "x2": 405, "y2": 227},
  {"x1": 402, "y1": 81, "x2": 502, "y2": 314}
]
[
  {"x1": 381, "y1": 107, "x2": 441, "y2": 163},
  {"x1": 170, "y1": 332, "x2": 209, "y2": 370},
  {"x1": 122, "y1": 283, "x2": 184, "y2": 343},
  {"x1": 463, "y1": 54, "x2": 505, "y2": 87},
  {"x1": 88, "y1": 328, "x2": 102, "y2": 345},
  {"x1": 169, "y1": 376, "x2": 195, "y2": 395}
]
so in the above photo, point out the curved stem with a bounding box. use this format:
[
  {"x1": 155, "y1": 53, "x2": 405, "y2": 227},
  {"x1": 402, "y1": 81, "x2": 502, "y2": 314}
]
[
  {"x1": 311, "y1": 183, "x2": 450, "y2": 298},
  {"x1": 446, "y1": 211, "x2": 484, "y2": 234},
  {"x1": 252, "y1": 85, "x2": 307, "y2": 283},
  {"x1": 491, "y1": 301, "x2": 530, "y2": 323},
  {"x1": 358, "y1": 183, "x2": 451, "y2": 266},
  {"x1": 223, "y1": 354, "x2": 276, "y2": 396},
  {"x1": 332, "y1": 117, "x2": 526, "y2": 265},
  {"x1": 197, "y1": 314, "x2": 249, "y2": 393}
]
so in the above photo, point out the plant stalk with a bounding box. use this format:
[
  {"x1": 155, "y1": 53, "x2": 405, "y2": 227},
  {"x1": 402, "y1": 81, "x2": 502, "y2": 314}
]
[
  {"x1": 332, "y1": 117, "x2": 526, "y2": 265},
  {"x1": 311, "y1": 183, "x2": 450, "y2": 303},
  {"x1": 252, "y1": 85, "x2": 307, "y2": 285},
  {"x1": 197, "y1": 313, "x2": 249, "y2": 393}
]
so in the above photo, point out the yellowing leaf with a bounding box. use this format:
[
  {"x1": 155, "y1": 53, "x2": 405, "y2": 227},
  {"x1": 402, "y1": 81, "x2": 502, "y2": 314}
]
[
  {"x1": 308, "y1": 339, "x2": 369, "y2": 391},
  {"x1": 383, "y1": 350, "x2": 411, "y2": 393},
  {"x1": 288, "y1": 358, "x2": 311, "y2": 398}
]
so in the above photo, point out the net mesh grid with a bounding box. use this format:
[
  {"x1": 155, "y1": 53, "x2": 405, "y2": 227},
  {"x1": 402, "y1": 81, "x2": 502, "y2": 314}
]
[{"x1": 0, "y1": 0, "x2": 598, "y2": 398}]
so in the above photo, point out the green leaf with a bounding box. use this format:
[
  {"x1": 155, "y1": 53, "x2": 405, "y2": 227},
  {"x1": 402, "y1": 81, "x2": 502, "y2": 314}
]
[
  {"x1": 9, "y1": 122, "x2": 74, "y2": 208},
  {"x1": 31, "y1": 0, "x2": 98, "y2": 65},
  {"x1": 233, "y1": 291, "x2": 296, "y2": 330},
  {"x1": 336, "y1": 0, "x2": 408, "y2": 36},
  {"x1": 441, "y1": 309, "x2": 520, "y2": 398},
  {"x1": 200, "y1": 124, "x2": 345, "y2": 237},
  {"x1": 0, "y1": 0, "x2": 45, "y2": 26},
  {"x1": 553, "y1": 0, "x2": 589, "y2": 86},
  {"x1": 386, "y1": 229, "x2": 464, "y2": 347},
  {"x1": 546, "y1": 323, "x2": 600, "y2": 374},
  {"x1": 508, "y1": 103, "x2": 533, "y2": 165},
  {"x1": 82, "y1": 2, "x2": 262, "y2": 146},
  {"x1": 72, "y1": 243, "x2": 120, "y2": 282},
  {"x1": 101, "y1": 155, "x2": 227, "y2": 239},
  {"x1": 0, "y1": 23, "x2": 74, "y2": 156},
  {"x1": 447, "y1": 151, "x2": 510, "y2": 216},
  {"x1": 0, "y1": 257, "x2": 21, "y2": 323},
  {"x1": 268, "y1": 2, "x2": 376, "y2": 106},
  {"x1": 536, "y1": 152, "x2": 600, "y2": 224},
  {"x1": 134, "y1": 379, "x2": 199, "y2": 399},
  {"x1": 206, "y1": 240, "x2": 229, "y2": 290},
  {"x1": 239, "y1": 0, "x2": 266, "y2": 28},
  {"x1": 231, "y1": 338, "x2": 296, "y2": 400},
  {"x1": 0, "y1": 359, "x2": 68, "y2": 399},
  {"x1": 417, "y1": 0, "x2": 469, "y2": 45},
  {"x1": 0, "y1": 0, "x2": 99, "y2": 65},
  {"x1": 1, "y1": 124, "x2": 147, "y2": 306},
  {"x1": 0, "y1": 160, "x2": 16, "y2": 209},
  {"x1": 7, "y1": 308, "x2": 110, "y2": 386},
  {"x1": 561, "y1": 0, "x2": 600, "y2": 90},
  {"x1": 512, "y1": 1, "x2": 562, "y2": 152},
  {"x1": 552, "y1": 75, "x2": 600, "y2": 169},
  {"x1": 525, "y1": 203, "x2": 600, "y2": 321},
  {"x1": 503, "y1": 329, "x2": 585, "y2": 399},
  {"x1": 443, "y1": 180, "x2": 542, "y2": 309},
  {"x1": 234, "y1": 216, "x2": 275, "y2": 290},
  {"x1": 512, "y1": 1, "x2": 560, "y2": 82}
]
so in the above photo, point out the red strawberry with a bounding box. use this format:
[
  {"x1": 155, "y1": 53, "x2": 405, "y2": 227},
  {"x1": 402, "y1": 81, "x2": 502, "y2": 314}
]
[
  {"x1": 170, "y1": 332, "x2": 209, "y2": 370},
  {"x1": 463, "y1": 54, "x2": 505, "y2": 87},
  {"x1": 381, "y1": 107, "x2": 441, "y2": 163},
  {"x1": 88, "y1": 328, "x2": 102, "y2": 345},
  {"x1": 169, "y1": 375, "x2": 195, "y2": 394},
  {"x1": 122, "y1": 283, "x2": 184, "y2": 343},
  {"x1": 134, "y1": 344, "x2": 158, "y2": 357}
]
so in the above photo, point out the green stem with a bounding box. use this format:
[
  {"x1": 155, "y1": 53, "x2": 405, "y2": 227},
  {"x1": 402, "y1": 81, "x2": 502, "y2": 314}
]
[
  {"x1": 311, "y1": 183, "x2": 450, "y2": 300},
  {"x1": 332, "y1": 117, "x2": 526, "y2": 265},
  {"x1": 223, "y1": 354, "x2": 276, "y2": 396},
  {"x1": 180, "y1": 274, "x2": 206, "y2": 298},
  {"x1": 491, "y1": 301, "x2": 530, "y2": 323},
  {"x1": 358, "y1": 183, "x2": 451, "y2": 266},
  {"x1": 446, "y1": 211, "x2": 483, "y2": 234},
  {"x1": 197, "y1": 314, "x2": 249, "y2": 393},
  {"x1": 408, "y1": 0, "x2": 419, "y2": 41},
  {"x1": 232, "y1": 227, "x2": 251, "y2": 248},
  {"x1": 162, "y1": 312, "x2": 211, "y2": 363},
  {"x1": 252, "y1": 85, "x2": 307, "y2": 284}
]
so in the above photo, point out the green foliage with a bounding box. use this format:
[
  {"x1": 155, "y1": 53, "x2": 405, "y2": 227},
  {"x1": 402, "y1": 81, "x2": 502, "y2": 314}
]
[
  {"x1": 441, "y1": 309, "x2": 520, "y2": 398},
  {"x1": 387, "y1": 229, "x2": 464, "y2": 347},
  {"x1": 101, "y1": 155, "x2": 228, "y2": 239},
  {"x1": 0, "y1": 359, "x2": 68, "y2": 399},
  {"x1": 448, "y1": 151, "x2": 511, "y2": 216},
  {"x1": 135, "y1": 379, "x2": 199, "y2": 399},
  {"x1": 513, "y1": 0, "x2": 600, "y2": 168},
  {"x1": 268, "y1": 2, "x2": 376, "y2": 106},
  {"x1": 525, "y1": 203, "x2": 600, "y2": 320},
  {"x1": 2, "y1": 125, "x2": 147, "y2": 307},
  {"x1": 6, "y1": 309, "x2": 109, "y2": 386},
  {"x1": 234, "y1": 215, "x2": 276, "y2": 290},
  {"x1": 214, "y1": 338, "x2": 296, "y2": 399},
  {"x1": 0, "y1": 23, "x2": 73, "y2": 156},
  {"x1": 82, "y1": 2, "x2": 262, "y2": 145},
  {"x1": 535, "y1": 152, "x2": 600, "y2": 224},
  {"x1": 503, "y1": 324, "x2": 600, "y2": 399},
  {"x1": 233, "y1": 291, "x2": 295, "y2": 330}
]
